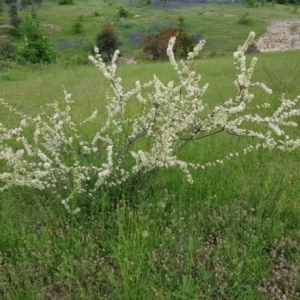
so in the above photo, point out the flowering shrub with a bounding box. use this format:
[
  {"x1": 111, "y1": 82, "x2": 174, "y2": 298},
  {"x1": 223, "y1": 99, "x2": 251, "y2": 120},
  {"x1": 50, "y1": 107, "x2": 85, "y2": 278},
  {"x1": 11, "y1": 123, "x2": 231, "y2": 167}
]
[{"x1": 1, "y1": 32, "x2": 300, "y2": 213}]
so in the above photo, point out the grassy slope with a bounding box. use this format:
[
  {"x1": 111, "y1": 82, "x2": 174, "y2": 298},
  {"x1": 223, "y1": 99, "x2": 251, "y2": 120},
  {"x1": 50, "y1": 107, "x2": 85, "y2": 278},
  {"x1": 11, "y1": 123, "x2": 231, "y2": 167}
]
[
  {"x1": 1, "y1": 1, "x2": 300, "y2": 300},
  {"x1": 1, "y1": 0, "x2": 300, "y2": 57},
  {"x1": 39, "y1": 1, "x2": 300, "y2": 55}
]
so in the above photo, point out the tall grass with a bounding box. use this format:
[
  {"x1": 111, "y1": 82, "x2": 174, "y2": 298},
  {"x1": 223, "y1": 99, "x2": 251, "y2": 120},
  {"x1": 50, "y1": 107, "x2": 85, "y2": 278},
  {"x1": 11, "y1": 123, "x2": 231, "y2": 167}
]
[{"x1": 258, "y1": 56, "x2": 300, "y2": 95}]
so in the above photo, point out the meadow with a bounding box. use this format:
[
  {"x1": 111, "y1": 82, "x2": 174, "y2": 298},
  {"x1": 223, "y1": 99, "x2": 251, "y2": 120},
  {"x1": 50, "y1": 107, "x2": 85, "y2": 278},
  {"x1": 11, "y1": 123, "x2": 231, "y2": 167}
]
[{"x1": 1, "y1": 1, "x2": 300, "y2": 299}]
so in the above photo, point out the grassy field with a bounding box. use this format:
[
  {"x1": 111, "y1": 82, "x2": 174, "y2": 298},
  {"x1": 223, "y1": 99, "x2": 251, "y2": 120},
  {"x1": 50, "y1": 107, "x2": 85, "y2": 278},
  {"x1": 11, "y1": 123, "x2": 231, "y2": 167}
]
[{"x1": 1, "y1": 1, "x2": 300, "y2": 299}]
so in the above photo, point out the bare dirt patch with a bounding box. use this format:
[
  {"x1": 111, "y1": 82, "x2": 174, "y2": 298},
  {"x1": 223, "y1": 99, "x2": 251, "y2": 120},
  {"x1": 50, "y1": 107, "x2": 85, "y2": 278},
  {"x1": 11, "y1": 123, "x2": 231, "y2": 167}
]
[
  {"x1": 255, "y1": 20, "x2": 300, "y2": 52},
  {"x1": 0, "y1": 23, "x2": 61, "y2": 36},
  {"x1": 0, "y1": 24, "x2": 14, "y2": 29},
  {"x1": 42, "y1": 23, "x2": 61, "y2": 35}
]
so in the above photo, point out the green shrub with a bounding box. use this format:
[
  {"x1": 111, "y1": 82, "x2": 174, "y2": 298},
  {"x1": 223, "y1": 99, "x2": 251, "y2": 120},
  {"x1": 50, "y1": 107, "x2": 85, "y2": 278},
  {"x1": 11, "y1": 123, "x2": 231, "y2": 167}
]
[
  {"x1": 141, "y1": 27, "x2": 196, "y2": 60},
  {"x1": 58, "y1": 0, "x2": 74, "y2": 5},
  {"x1": 72, "y1": 22, "x2": 83, "y2": 34},
  {"x1": 15, "y1": 15, "x2": 56, "y2": 64},
  {"x1": 238, "y1": 12, "x2": 253, "y2": 25},
  {"x1": 95, "y1": 22, "x2": 121, "y2": 61},
  {"x1": 118, "y1": 6, "x2": 129, "y2": 18}
]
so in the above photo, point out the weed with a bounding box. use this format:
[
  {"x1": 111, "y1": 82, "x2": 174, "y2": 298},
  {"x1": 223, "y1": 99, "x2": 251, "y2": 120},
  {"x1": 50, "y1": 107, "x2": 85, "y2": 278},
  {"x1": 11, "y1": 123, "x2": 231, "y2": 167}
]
[
  {"x1": 72, "y1": 22, "x2": 83, "y2": 34},
  {"x1": 259, "y1": 60, "x2": 300, "y2": 95},
  {"x1": 118, "y1": 6, "x2": 129, "y2": 18},
  {"x1": 178, "y1": 15, "x2": 185, "y2": 28},
  {"x1": 293, "y1": 5, "x2": 298, "y2": 14},
  {"x1": 289, "y1": 24, "x2": 298, "y2": 33},
  {"x1": 238, "y1": 12, "x2": 253, "y2": 25}
]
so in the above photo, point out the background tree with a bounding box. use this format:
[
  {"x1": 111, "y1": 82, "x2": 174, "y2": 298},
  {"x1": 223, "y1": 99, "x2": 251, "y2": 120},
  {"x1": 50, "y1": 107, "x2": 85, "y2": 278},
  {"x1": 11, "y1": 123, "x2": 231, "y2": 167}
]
[
  {"x1": 4, "y1": 0, "x2": 17, "y2": 4},
  {"x1": 3, "y1": 0, "x2": 43, "y2": 26},
  {"x1": 0, "y1": 0, "x2": 4, "y2": 12},
  {"x1": 8, "y1": 3, "x2": 21, "y2": 27},
  {"x1": 20, "y1": 0, "x2": 43, "y2": 18},
  {"x1": 95, "y1": 22, "x2": 121, "y2": 61}
]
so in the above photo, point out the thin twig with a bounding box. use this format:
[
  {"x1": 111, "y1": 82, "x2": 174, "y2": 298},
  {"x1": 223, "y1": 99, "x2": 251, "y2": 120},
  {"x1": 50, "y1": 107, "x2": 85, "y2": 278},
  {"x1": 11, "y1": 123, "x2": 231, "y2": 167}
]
[{"x1": 177, "y1": 127, "x2": 225, "y2": 152}]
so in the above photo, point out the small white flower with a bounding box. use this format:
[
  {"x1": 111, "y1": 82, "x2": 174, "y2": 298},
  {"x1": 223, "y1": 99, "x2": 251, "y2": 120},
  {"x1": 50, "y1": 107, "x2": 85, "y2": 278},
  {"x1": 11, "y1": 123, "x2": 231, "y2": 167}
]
[
  {"x1": 142, "y1": 231, "x2": 149, "y2": 237},
  {"x1": 43, "y1": 162, "x2": 51, "y2": 169},
  {"x1": 94, "y1": 46, "x2": 99, "y2": 53},
  {"x1": 158, "y1": 202, "x2": 166, "y2": 209}
]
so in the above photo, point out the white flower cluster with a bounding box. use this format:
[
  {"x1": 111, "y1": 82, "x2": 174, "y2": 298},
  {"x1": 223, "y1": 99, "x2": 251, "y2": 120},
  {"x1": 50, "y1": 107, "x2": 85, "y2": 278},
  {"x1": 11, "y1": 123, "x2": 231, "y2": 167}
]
[
  {"x1": 1, "y1": 32, "x2": 300, "y2": 211},
  {"x1": 224, "y1": 33, "x2": 300, "y2": 150}
]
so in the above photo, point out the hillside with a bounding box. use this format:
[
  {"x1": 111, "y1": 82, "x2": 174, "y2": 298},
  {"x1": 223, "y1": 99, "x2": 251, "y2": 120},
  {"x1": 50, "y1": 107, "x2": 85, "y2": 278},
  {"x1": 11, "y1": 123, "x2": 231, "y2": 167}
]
[{"x1": 1, "y1": 0, "x2": 300, "y2": 64}]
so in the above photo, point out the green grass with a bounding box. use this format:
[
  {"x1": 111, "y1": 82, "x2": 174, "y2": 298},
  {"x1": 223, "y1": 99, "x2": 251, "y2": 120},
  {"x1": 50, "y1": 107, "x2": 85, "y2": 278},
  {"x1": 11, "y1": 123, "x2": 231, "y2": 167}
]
[{"x1": 1, "y1": 1, "x2": 300, "y2": 299}]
